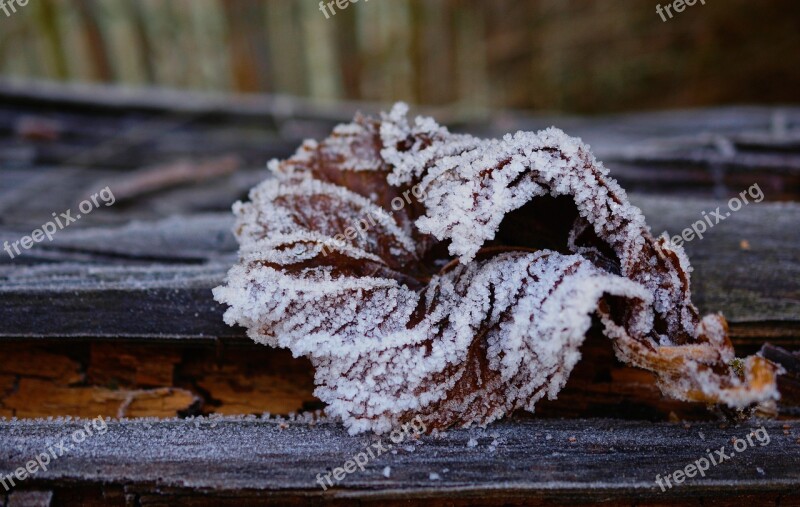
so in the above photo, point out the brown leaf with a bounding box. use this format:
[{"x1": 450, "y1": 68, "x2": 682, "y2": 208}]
[{"x1": 215, "y1": 104, "x2": 779, "y2": 434}]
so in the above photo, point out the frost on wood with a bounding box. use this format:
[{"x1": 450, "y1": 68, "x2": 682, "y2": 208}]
[{"x1": 214, "y1": 103, "x2": 780, "y2": 434}]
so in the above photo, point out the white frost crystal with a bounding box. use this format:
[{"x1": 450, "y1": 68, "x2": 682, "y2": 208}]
[{"x1": 214, "y1": 103, "x2": 780, "y2": 434}]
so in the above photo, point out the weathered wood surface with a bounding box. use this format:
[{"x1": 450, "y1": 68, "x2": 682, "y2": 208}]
[
  {"x1": 764, "y1": 344, "x2": 800, "y2": 410},
  {"x1": 486, "y1": 106, "x2": 800, "y2": 200},
  {"x1": 0, "y1": 80, "x2": 462, "y2": 172},
  {"x1": 1, "y1": 334, "x2": 749, "y2": 422},
  {"x1": 1, "y1": 196, "x2": 798, "y2": 343},
  {"x1": 0, "y1": 417, "x2": 798, "y2": 506},
  {"x1": 2, "y1": 81, "x2": 799, "y2": 198},
  {"x1": 0, "y1": 341, "x2": 320, "y2": 420},
  {"x1": 1, "y1": 83, "x2": 800, "y2": 505}
]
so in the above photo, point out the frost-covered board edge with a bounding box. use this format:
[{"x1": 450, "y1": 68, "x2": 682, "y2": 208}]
[{"x1": 0, "y1": 417, "x2": 798, "y2": 504}]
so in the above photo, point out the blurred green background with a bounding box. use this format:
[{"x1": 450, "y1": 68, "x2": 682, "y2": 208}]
[{"x1": 1, "y1": 0, "x2": 798, "y2": 114}]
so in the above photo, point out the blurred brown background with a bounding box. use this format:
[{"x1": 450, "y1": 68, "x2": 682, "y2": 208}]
[{"x1": 1, "y1": 0, "x2": 798, "y2": 114}]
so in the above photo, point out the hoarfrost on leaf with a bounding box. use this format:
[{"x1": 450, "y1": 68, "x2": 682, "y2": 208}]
[{"x1": 214, "y1": 103, "x2": 780, "y2": 434}]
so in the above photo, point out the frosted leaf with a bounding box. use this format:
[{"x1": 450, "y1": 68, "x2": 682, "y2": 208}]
[{"x1": 214, "y1": 104, "x2": 780, "y2": 434}]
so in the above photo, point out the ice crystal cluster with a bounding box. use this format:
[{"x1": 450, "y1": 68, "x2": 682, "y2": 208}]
[{"x1": 214, "y1": 103, "x2": 779, "y2": 434}]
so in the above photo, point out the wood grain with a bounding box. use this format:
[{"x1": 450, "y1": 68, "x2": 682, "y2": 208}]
[
  {"x1": 0, "y1": 342, "x2": 318, "y2": 420},
  {"x1": 1, "y1": 197, "x2": 797, "y2": 344},
  {"x1": 1, "y1": 83, "x2": 799, "y2": 505},
  {"x1": 0, "y1": 417, "x2": 797, "y2": 505}
]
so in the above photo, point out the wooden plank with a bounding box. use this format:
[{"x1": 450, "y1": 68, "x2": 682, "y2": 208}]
[
  {"x1": 1, "y1": 82, "x2": 797, "y2": 198},
  {"x1": 1, "y1": 196, "x2": 797, "y2": 342},
  {"x1": 0, "y1": 82, "x2": 474, "y2": 172},
  {"x1": 635, "y1": 196, "x2": 800, "y2": 326},
  {"x1": 0, "y1": 110, "x2": 298, "y2": 171},
  {"x1": 0, "y1": 335, "x2": 729, "y2": 421},
  {"x1": 493, "y1": 107, "x2": 800, "y2": 200},
  {"x1": 0, "y1": 417, "x2": 797, "y2": 504},
  {"x1": 0, "y1": 341, "x2": 318, "y2": 419},
  {"x1": 0, "y1": 268, "x2": 233, "y2": 339},
  {"x1": 0, "y1": 332, "x2": 789, "y2": 421},
  {"x1": 7, "y1": 490, "x2": 53, "y2": 507},
  {"x1": 0, "y1": 79, "x2": 375, "y2": 123},
  {"x1": 30, "y1": 0, "x2": 69, "y2": 81},
  {"x1": 763, "y1": 344, "x2": 800, "y2": 410}
]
